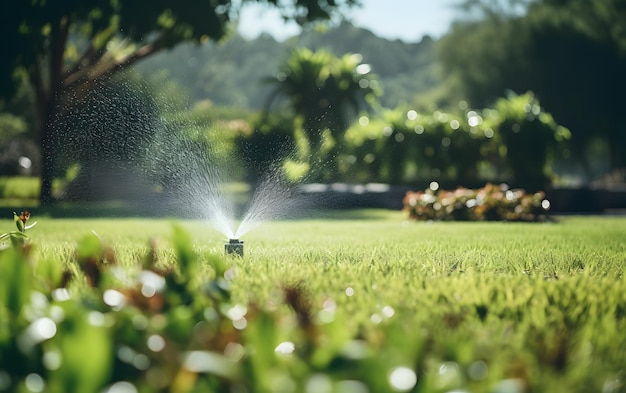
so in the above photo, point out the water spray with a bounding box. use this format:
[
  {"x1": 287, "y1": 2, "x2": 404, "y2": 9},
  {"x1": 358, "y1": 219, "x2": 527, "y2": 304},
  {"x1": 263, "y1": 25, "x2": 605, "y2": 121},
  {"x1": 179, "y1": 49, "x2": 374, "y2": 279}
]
[{"x1": 225, "y1": 238, "x2": 244, "y2": 257}]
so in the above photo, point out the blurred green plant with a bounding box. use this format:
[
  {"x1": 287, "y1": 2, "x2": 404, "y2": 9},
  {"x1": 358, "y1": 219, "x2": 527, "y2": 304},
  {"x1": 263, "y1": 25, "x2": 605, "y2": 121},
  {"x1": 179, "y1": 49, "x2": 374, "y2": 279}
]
[
  {"x1": 0, "y1": 176, "x2": 76, "y2": 201},
  {"x1": 0, "y1": 177, "x2": 40, "y2": 200}
]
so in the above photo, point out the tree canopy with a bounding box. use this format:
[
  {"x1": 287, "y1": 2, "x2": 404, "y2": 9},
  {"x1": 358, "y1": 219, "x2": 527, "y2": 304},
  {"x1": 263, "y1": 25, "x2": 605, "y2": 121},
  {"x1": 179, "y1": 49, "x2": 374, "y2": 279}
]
[
  {"x1": 0, "y1": 0, "x2": 359, "y2": 203},
  {"x1": 439, "y1": 0, "x2": 626, "y2": 175}
]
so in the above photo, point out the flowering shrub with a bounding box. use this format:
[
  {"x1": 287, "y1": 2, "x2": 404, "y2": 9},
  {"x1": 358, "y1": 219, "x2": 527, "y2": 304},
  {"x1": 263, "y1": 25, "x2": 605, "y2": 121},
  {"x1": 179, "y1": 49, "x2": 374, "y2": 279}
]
[{"x1": 403, "y1": 183, "x2": 551, "y2": 221}]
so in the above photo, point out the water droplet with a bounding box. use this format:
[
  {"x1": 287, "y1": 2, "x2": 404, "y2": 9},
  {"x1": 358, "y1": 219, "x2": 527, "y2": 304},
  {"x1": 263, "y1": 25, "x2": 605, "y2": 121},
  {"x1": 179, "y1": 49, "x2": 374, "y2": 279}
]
[
  {"x1": 139, "y1": 270, "x2": 165, "y2": 292},
  {"x1": 103, "y1": 289, "x2": 126, "y2": 308},
  {"x1": 224, "y1": 342, "x2": 245, "y2": 362},
  {"x1": 102, "y1": 381, "x2": 138, "y2": 393},
  {"x1": 141, "y1": 283, "x2": 156, "y2": 298},
  {"x1": 25, "y1": 373, "x2": 45, "y2": 392},
  {"x1": 51, "y1": 288, "x2": 71, "y2": 302},
  {"x1": 18, "y1": 156, "x2": 32, "y2": 169},
  {"x1": 30, "y1": 291, "x2": 49, "y2": 312},
  {"x1": 468, "y1": 115, "x2": 482, "y2": 127},
  {"x1": 275, "y1": 341, "x2": 295, "y2": 356},
  {"x1": 492, "y1": 378, "x2": 526, "y2": 393},
  {"x1": 306, "y1": 374, "x2": 332, "y2": 393},
  {"x1": 42, "y1": 350, "x2": 62, "y2": 370},
  {"x1": 33, "y1": 318, "x2": 57, "y2": 340},
  {"x1": 133, "y1": 354, "x2": 150, "y2": 370},
  {"x1": 370, "y1": 313, "x2": 383, "y2": 324},
  {"x1": 88, "y1": 311, "x2": 106, "y2": 326},
  {"x1": 356, "y1": 63, "x2": 371, "y2": 75},
  {"x1": 468, "y1": 360, "x2": 488, "y2": 381},
  {"x1": 382, "y1": 306, "x2": 395, "y2": 318},
  {"x1": 226, "y1": 304, "x2": 247, "y2": 321},
  {"x1": 147, "y1": 335, "x2": 165, "y2": 352},
  {"x1": 224, "y1": 268, "x2": 237, "y2": 281},
  {"x1": 117, "y1": 346, "x2": 135, "y2": 363},
  {"x1": 232, "y1": 318, "x2": 247, "y2": 330},
  {"x1": 389, "y1": 367, "x2": 417, "y2": 391},
  {"x1": 436, "y1": 362, "x2": 463, "y2": 389}
]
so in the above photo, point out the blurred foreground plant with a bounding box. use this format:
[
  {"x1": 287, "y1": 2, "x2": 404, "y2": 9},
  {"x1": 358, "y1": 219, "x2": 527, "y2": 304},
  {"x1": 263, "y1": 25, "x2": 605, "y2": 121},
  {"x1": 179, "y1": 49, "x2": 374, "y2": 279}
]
[
  {"x1": 1, "y1": 223, "x2": 623, "y2": 392},
  {"x1": 0, "y1": 224, "x2": 427, "y2": 392}
]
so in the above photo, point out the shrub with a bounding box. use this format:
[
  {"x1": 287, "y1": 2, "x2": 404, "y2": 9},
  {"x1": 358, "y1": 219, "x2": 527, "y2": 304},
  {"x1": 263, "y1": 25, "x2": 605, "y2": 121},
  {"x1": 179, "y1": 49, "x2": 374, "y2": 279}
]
[
  {"x1": 341, "y1": 92, "x2": 569, "y2": 187},
  {"x1": 403, "y1": 183, "x2": 551, "y2": 221},
  {"x1": 0, "y1": 177, "x2": 40, "y2": 199},
  {"x1": 485, "y1": 92, "x2": 571, "y2": 190}
]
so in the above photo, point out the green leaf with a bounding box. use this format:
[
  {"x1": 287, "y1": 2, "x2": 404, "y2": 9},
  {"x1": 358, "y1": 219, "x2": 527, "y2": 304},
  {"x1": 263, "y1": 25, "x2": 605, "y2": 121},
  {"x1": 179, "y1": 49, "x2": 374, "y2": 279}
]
[
  {"x1": 10, "y1": 231, "x2": 28, "y2": 247},
  {"x1": 171, "y1": 224, "x2": 196, "y2": 276},
  {"x1": 206, "y1": 253, "x2": 228, "y2": 279},
  {"x1": 13, "y1": 212, "x2": 24, "y2": 233},
  {"x1": 47, "y1": 302, "x2": 112, "y2": 393},
  {"x1": 242, "y1": 311, "x2": 280, "y2": 390},
  {"x1": 34, "y1": 257, "x2": 65, "y2": 291},
  {"x1": 76, "y1": 232, "x2": 103, "y2": 262},
  {"x1": 165, "y1": 306, "x2": 195, "y2": 343},
  {"x1": 0, "y1": 247, "x2": 32, "y2": 316}
]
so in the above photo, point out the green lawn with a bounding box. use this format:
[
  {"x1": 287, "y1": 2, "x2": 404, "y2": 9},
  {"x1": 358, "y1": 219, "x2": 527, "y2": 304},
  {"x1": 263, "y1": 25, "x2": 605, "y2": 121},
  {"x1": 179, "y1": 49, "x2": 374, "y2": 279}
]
[{"x1": 1, "y1": 211, "x2": 625, "y2": 392}]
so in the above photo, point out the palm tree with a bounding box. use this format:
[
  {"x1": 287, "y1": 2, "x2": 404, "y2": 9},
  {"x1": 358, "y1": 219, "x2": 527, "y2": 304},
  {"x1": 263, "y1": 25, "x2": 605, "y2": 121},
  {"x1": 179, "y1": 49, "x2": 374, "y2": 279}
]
[{"x1": 265, "y1": 48, "x2": 381, "y2": 180}]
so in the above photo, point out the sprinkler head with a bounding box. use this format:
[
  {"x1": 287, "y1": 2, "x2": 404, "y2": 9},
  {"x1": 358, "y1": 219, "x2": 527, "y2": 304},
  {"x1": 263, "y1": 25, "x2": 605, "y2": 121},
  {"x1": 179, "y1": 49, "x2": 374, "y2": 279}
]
[{"x1": 225, "y1": 238, "x2": 244, "y2": 257}]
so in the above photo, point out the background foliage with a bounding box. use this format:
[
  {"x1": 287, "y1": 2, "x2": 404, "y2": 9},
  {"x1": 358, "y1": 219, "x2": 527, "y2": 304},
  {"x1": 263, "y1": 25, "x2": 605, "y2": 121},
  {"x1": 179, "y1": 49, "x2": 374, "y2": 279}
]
[
  {"x1": 0, "y1": 0, "x2": 624, "y2": 204},
  {"x1": 438, "y1": 0, "x2": 626, "y2": 179}
]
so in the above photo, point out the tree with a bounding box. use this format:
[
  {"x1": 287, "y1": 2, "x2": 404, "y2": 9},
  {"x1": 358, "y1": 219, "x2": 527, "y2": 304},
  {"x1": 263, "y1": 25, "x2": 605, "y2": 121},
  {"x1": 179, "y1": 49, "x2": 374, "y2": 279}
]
[
  {"x1": 0, "y1": 0, "x2": 359, "y2": 204},
  {"x1": 264, "y1": 48, "x2": 380, "y2": 180},
  {"x1": 439, "y1": 0, "x2": 626, "y2": 179}
]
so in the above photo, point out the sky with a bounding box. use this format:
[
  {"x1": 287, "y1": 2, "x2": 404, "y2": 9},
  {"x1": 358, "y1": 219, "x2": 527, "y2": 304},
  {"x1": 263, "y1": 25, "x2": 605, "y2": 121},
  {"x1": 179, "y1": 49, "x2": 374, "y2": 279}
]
[{"x1": 237, "y1": 0, "x2": 459, "y2": 43}]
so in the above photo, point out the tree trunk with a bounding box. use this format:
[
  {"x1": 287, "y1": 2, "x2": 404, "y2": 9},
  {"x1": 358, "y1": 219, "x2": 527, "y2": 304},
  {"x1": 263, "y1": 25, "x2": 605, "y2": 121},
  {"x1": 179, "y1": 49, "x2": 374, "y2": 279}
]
[
  {"x1": 39, "y1": 108, "x2": 56, "y2": 205},
  {"x1": 29, "y1": 67, "x2": 56, "y2": 206},
  {"x1": 37, "y1": 17, "x2": 69, "y2": 205}
]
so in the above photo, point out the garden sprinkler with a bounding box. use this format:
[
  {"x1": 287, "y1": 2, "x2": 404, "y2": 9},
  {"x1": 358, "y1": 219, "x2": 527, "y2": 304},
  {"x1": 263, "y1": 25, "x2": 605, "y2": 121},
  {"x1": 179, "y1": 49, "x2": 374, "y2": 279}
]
[{"x1": 225, "y1": 238, "x2": 244, "y2": 257}]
